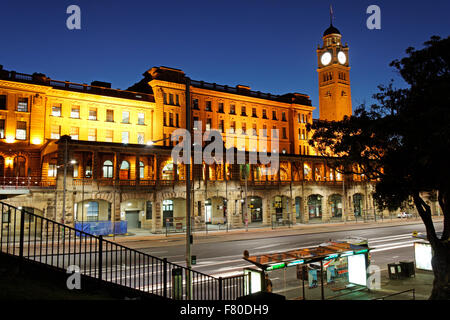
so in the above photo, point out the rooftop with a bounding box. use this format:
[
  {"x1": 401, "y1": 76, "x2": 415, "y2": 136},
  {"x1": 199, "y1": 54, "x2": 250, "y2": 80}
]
[
  {"x1": 129, "y1": 66, "x2": 313, "y2": 106},
  {"x1": 0, "y1": 65, "x2": 154, "y2": 103}
]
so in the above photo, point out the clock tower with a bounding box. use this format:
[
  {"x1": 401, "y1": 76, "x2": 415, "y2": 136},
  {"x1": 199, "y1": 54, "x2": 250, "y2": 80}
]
[{"x1": 317, "y1": 21, "x2": 352, "y2": 121}]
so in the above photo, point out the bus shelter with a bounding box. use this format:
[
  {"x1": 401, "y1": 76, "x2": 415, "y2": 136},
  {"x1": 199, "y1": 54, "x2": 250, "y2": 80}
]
[{"x1": 242, "y1": 238, "x2": 371, "y2": 300}]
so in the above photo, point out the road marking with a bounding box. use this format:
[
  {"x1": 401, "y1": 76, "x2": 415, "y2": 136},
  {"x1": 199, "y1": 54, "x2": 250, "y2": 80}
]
[
  {"x1": 367, "y1": 233, "x2": 414, "y2": 241},
  {"x1": 371, "y1": 240, "x2": 415, "y2": 249},
  {"x1": 371, "y1": 243, "x2": 414, "y2": 253}
]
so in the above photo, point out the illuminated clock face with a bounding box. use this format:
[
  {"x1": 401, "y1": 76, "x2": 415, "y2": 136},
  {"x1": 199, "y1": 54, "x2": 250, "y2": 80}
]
[
  {"x1": 338, "y1": 51, "x2": 347, "y2": 64},
  {"x1": 321, "y1": 52, "x2": 332, "y2": 66}
]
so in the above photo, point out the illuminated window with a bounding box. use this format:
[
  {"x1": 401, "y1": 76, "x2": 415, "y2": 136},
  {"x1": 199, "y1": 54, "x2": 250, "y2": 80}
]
[
  {"x1": 252, "y1": 124, "x2": 257, "y2": 136},
  {"x1": 230, "y1": 121, "x2": 236, "y2": 134},
  {"x1": 86, "y1": 201, "x2": 99, "y2": 221},
  {"x1": 51, "y1": 125, "x2": 61, "y2": 139},
  {"x1": 89, "y1": 108, "x2": 97, "y2": 120},
  {"x1": 103, "y1": 160, "x2": 113, "y2": 178},
  {"x1": 52, "y1": 104, "x2": 62, "y2": 117},
  {"x1": 70, "y1": 127, "x2": 80, "y2": 140},
  {"x1": 138, "y1": 113, "x2": 145, "y2": 125},
  {"x1": 122, "y1": 131, "x2": 129, "y2": 144},
  {"x1": 106, "y1": 109, "x2": 114, "y2": 122},
  {"x1": 0, "y1": 95, "x2": 6, "y2": 110},
  {"x1": 272, "y1": 126, "x2": 278, "y2": 138},
  {"x1": 48, "y1": 160, "x2": 57, "y2": 177},
  {"x1": 16, "y1": 121, "x2": 27, "y2": 140},
  {"x1": 88, "y1": 128, "x2": 97, "y2": 141},
  {"x1": 17, "y1": 97, "x2": 28, "y2": 112},
  {"x1": 105, "y1": 130, "x2": 113, "y2": 142},
  {"x1": 262, "y1": 125, "x2": 267, "y2": 137},
  {"x1": 206, "y1": 118, "x2": 211, "y2": 131},
  {"x1": 303, "y1": 162, "x2": 312, "y2": 181},
  {"x1": 120, "y1": 160, "x2": 130, "y2": 179},
  {"x1": 122, "y1": 111, "x2": 130, "y2": 124},
  {"x1": 193, "y1": 117, "x2": 199, "y2": 130},
  {"x1": 137, "y1": 132, "x2": 145, "y2": 144},
  {"x1": 0, "y1": 119, "x2": 5, "y2": 139},
  {"x1": 241, "y1": 123, "x2": 247, "y2": 135},
  {"x1": 71, "y1": 106, "x2": 80, "y2": 118},
  {"x1": 139, "y1": 161, "x2": 145, "y2": 178}
]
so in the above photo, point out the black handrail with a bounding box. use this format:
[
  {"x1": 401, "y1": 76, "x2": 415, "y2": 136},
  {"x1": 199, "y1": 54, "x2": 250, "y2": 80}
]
[
  {"x1": 0, "y1": 202, "x2": 247, "y2": 300},
  {"x1": 372, "y1": 288, "x2": 416, "y2": 300}
]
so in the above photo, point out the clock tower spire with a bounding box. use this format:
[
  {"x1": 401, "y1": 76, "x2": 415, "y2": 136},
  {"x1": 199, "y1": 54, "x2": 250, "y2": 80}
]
[{"x1": 317, "y1": 14, "x2": 352, "y2": 121}]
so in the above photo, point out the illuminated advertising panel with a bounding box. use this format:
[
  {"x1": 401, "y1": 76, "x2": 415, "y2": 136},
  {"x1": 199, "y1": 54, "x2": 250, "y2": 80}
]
[
  {"x1": 414, "y1": 242, "x2": 432, "y2": 271},
  {"x1": 348, "y1": 254, "x2": 367, "y2": 286},
  {"x1": 244, "y1": 268, "x2": 263, "y2": 294}
]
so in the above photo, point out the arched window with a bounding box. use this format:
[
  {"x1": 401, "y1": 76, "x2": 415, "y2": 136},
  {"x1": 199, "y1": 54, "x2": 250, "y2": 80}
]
[
  {"x1": 329, "y1": 194, "x2": 343, "y2": 217},
  {"x1": 86, "y1": 201, "x2": 99, "y2": 221},
  {"x1": 308, "y1": 195, "x2": 322, "y2": 219},
  {"x1": 139, "y1": 161, "x2": 145, "y2": 179},
  {"x1": 103, "y1": 160, "x2": 114, "y2": 178},
  {"x1": 119, "y1": 160, "x2": 130, "y2": 179},
  {"x1": 353, "y1": 194, "x2": 363, "y2": 217}
]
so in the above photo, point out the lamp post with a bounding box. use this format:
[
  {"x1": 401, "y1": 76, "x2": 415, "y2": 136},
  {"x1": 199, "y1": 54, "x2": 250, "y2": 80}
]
[{"x1": 62, "y1": 138, "x2": 68, "y2": 224}]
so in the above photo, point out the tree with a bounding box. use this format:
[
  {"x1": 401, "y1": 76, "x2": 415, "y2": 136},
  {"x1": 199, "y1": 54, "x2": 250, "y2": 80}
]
[{"x1": 309, "y1": 36, "x2": 450, "y2": 299}]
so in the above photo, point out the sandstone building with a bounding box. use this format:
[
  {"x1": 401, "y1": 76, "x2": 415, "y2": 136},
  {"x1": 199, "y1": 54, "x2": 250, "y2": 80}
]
[{"x1": 0, "y1": 23, "x2": 432, "y2": 234}]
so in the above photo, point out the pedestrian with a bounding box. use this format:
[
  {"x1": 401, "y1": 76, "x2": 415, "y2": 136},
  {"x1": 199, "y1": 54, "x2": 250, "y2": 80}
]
[{"x1": 265, "y1": 273, "x2": 273, "y2": 293}]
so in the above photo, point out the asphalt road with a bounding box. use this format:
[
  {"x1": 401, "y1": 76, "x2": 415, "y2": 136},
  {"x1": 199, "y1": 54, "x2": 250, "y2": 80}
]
[{"x1": 137, "y1": 222, "x2": 441, "y2": 278}]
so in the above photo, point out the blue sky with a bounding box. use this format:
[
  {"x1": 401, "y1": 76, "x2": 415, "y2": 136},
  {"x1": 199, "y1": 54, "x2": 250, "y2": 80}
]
[{"x1": 1, "y1": 0, "x2": 449, "y2": 118}]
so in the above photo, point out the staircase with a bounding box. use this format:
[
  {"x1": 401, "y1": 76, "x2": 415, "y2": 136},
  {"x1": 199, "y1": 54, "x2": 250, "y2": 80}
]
[{"x1": 0, "y1": 202, "x2": 247, "y2": 300}]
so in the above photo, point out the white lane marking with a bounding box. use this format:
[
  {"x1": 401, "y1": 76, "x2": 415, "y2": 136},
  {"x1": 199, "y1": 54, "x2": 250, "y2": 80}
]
[
  {"x1": 367, "y1": 233, "x2": 414, "y2": 241},
  {"x1": 369, "y1": 235, "x2": 412, "y2": 244},
  {"x1": 254, "y1": 243, "x2": 284, "y2": 250},
  {"x1": 371, "y1": 243, "x2": 414, "y2": 253},
  {"x1": 371, "y1": 240, "x2": 416, "y2": 249}
]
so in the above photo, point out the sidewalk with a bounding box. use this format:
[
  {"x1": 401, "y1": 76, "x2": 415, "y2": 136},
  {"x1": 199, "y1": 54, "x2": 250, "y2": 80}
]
[
  {"x1": 108, "y1": 217, "x2": 443, "y2": 248},
  {"x1": 282, "y1": 269, "x2": 433, "y2": 300}
]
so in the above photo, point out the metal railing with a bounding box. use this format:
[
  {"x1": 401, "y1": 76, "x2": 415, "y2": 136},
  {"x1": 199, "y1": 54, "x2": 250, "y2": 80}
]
[
  {"x1": 0, "y1": 202, "x2": 247, "y2": 300},
  {"x1": 372, "y1": 288, "x2": 416, "y2": 300},
  {"x1": 0, "y1": 177, "x2": 56, "y2": 188},
  {"x1": 271, "y1": 213, "x2": 293, "y2": 229}
]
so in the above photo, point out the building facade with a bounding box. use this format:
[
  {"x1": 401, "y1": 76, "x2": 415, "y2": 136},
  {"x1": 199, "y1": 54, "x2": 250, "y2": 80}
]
[{"x1": 0, "y1": 24, "x2": 436, "y2": 234}]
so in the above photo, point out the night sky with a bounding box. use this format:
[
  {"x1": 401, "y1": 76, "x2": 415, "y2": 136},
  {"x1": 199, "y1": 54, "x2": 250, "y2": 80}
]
[{"x1": 1, "y1": 0, "x2": 449, "y2": 118}]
